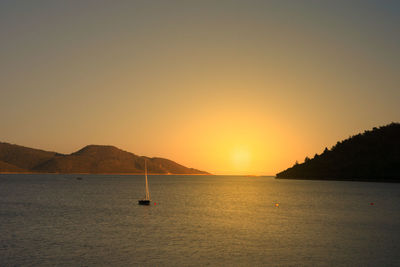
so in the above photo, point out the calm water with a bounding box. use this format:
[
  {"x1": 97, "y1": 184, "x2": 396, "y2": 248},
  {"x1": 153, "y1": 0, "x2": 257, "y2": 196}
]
[{"x1": 1, "y1": 174, "x2": 399, "y2": 266}]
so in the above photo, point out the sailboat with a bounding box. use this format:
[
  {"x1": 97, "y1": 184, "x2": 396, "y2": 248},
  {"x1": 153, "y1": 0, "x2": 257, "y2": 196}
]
[{"x1": 138, "y1": 159, "x2": 151, "y2": 205}]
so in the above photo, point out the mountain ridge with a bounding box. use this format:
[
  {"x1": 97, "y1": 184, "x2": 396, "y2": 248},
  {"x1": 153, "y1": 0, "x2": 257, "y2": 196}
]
[
  {"x1": 276, "y1": 123, "x2": 400, "y2": 182},
  {"x1": 0, "y1": 143, "x2": 209, "y2": 175}
]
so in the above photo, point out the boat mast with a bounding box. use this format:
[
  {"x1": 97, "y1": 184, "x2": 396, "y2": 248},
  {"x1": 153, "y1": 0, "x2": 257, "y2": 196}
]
[{"x1": 145, "y1": 159, "x2": 150, "y2": 200}]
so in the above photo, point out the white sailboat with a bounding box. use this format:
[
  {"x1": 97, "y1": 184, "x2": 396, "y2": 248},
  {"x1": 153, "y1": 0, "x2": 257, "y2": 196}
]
[{"x1": 138, "y1": 159, "x2": 151, "y2": 205}]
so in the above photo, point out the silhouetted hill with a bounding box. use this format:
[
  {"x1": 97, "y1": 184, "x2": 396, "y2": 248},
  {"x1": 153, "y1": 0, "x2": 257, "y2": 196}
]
[
  {"x1": 276, "y1": 123, "x2": 400, "y2": 182},
  {"x1": 0, "y1": 142, "x2": 57, "y2": 170},
  {"x1": 33, "y1": 145, "x2": 141, "y2": 174},
  {"x1": 0, "y1": 160, "x2": 26, "y2": 172},
  {"x1": 0, "y1": 143, "x2": 209, "y2": 174},
  {"x1": 149, "y1": 157, "x2": 207, "y2": 174}
]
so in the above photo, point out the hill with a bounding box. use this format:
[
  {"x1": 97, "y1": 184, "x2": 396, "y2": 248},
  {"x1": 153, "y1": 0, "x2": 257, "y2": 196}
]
[
  {"x1": 0, "y1": 142, "x2": 57, "y2": 170},
  {"x1": 0, "y1": 143, "x2": 208, "y2": 175},
  {"x1": 276, "y1": 123, "x2": 400, "y2": 182},
  {"x1": 0, "y1": 160, "x2": 26, "y2": 172}
]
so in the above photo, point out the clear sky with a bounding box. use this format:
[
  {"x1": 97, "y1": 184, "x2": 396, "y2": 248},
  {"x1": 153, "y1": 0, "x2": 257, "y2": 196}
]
[{"x1": 1, "y1": 1, "x2": 399, "y2": 175}]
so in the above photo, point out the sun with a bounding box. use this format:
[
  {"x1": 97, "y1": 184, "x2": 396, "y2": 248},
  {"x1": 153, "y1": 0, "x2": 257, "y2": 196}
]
[{"x1": 231, "y1": 146, "x2": 251, "y2": 171}]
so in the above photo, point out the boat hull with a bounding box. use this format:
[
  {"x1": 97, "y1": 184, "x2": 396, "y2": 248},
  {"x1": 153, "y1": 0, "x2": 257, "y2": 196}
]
[{"x1": 138, "y1": 200, "x2": 150, "y2": 205}]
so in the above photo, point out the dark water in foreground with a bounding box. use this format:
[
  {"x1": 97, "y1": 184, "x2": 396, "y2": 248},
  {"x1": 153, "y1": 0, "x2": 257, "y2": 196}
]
[{"x1": 1, "y1": 174, "x2": 399, "y2": 266}]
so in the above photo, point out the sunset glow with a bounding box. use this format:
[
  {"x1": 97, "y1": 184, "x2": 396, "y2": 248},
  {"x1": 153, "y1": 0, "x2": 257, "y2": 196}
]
[
  {"x1": 231, "y1": 146, "x2": 251, "y2": 172},
  {"x1": 0, "y1": 1, "x2": 399, "y2": 175},
  {"x1": 1, "y1": 2, "x2": 399, "y2": 267}
]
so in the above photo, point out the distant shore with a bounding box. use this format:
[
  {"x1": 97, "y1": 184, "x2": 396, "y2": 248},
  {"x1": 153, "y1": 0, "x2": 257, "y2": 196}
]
[
  {"x1": 0, "y1": 142, "x2": 209, "y2": 175},
  {"x1": 0, "y1": 172, "x2": 212, "y2": 175},
  {"x1": 275, "y1": 177, "x2": 400, "y2": 183},
  {"x1": 276, "y1": 123, "x2": 400, "y2": 183}
]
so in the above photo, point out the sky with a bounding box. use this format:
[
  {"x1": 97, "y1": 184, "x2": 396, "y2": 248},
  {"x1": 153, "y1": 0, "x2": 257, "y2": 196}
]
[{"x1": 1, "y1": 0, "x2": 399, "y2": 175}]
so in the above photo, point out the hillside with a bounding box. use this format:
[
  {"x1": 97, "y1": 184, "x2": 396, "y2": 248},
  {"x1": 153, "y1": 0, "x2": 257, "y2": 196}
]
[
  {"x1": 276, "y1": 123, "x2": 400, "y2": 182},
  {"x1": 0, "y1": 142, "x2": 57, "y2": 170},
  {"x1": 0, "y1": 143, "x2": 208, "y2": 175},
  {"x1": 0, "y1": 160, "x2": 26, "y2": 172}
]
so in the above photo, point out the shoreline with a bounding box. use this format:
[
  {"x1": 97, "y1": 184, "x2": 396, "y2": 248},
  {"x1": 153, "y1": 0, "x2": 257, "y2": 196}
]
[
  {"x1": 275, "y1": 177, "x2": 400, "y2": 183},
  {"x1": 0, "y1": 173, "x2": 277, "y2": 177}
]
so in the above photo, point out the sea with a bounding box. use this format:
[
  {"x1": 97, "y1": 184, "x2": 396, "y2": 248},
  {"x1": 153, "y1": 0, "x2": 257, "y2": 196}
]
[{"x1": 0, "y1": 174, "x2": 399, "y2": 266}]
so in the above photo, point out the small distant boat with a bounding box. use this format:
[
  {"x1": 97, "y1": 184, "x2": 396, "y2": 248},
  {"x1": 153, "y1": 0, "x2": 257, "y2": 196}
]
[{"x1": 138, "y1": 160, "x2": 151, "y2": 205}]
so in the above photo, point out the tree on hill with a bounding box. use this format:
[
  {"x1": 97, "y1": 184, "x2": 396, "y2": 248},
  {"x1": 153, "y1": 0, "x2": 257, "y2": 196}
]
[{"x1": 276, "y1": 123, "x2": 400, "y2": 182}]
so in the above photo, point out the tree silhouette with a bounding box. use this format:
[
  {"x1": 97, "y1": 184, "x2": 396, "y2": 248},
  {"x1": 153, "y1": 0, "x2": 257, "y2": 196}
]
[{"x1": 276, "y1": 123, "x2": 400, "y2": 182}]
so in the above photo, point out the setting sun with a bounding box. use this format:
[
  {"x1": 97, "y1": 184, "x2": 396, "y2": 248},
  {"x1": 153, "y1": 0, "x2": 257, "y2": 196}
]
[{"x1": 231, "y1": 146, "x2": 251, "y2": 172}]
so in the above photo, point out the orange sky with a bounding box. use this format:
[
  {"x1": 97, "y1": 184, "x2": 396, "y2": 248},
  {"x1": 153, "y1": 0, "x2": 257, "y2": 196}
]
[{"x1": 1, "y1": 1, "x2": 399, "y2": 175}]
